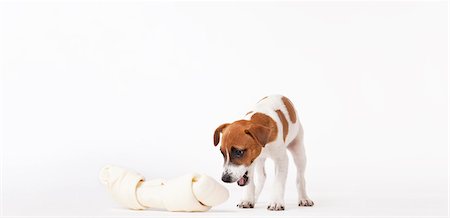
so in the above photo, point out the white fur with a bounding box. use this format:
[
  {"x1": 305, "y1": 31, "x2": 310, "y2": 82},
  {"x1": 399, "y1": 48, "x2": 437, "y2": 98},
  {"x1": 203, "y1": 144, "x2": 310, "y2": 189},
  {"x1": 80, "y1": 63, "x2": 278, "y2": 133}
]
[
  {"x1": 238, "y1": 95, "x2": 313, "y2": 210},
  {"x1": 223, "y1": 164, "x2": 247, "y2": 182}
]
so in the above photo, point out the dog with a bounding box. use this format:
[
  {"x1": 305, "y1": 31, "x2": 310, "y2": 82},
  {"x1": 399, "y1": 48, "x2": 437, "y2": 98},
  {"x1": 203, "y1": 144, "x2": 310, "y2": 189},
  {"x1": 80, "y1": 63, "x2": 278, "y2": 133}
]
[{"x1": 213, "y1": 95, "x2": 313, "y2": 211}]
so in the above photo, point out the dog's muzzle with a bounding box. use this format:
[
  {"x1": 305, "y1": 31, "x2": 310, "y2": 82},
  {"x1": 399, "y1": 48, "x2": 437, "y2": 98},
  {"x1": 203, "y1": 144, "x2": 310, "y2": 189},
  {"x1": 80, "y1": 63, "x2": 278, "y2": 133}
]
[{"x1": 221, "y1": 171, "x2": 249, "y2": 186}]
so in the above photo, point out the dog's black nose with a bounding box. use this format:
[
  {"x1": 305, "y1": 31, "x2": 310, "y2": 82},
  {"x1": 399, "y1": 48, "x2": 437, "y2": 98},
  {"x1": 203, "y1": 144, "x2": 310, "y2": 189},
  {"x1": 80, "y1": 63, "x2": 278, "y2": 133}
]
[{"x1": 222, "y1": 173, "x2": 233, "y2": 183}]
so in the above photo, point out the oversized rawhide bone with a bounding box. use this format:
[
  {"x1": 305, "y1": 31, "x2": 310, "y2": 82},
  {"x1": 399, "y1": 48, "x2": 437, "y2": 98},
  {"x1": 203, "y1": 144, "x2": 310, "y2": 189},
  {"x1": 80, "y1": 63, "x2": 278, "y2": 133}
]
[{"x1": 99, "y1": 165, "x2": 229, "y2": 212}]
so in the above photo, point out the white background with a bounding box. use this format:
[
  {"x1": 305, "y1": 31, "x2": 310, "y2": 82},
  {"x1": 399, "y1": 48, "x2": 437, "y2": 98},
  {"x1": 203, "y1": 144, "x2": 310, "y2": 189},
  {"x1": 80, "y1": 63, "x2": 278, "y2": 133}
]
[{"x1": 0, "y1": 1, "x2": 448, "y2": 217}]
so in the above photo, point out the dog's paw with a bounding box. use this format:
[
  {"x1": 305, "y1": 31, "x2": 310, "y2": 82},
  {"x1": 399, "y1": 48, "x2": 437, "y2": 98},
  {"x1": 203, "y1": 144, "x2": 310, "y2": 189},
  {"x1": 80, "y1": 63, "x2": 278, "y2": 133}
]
[
  {"x1": 267, "y1": 202, "x2": 285, "y2": 211},
  {"x1": 298, "y1": 199, "x2": 314, "y2": 207},
  {"x1": 237, "y1": 201, "x2": 254, "y2": 209}
]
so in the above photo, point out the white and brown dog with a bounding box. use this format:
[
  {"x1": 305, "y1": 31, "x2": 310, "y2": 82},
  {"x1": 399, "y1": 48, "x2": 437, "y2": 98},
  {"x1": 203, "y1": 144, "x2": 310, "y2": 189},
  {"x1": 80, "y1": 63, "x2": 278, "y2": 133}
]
[{"x1": 213, "y1": 95, "x2": 313, "y2": 211}]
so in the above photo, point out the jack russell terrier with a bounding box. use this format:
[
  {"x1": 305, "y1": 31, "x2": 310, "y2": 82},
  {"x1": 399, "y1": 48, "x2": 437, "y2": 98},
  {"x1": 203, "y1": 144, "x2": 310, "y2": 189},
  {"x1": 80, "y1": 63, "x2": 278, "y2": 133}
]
[{"x1": 213, "y1": 95, "x2": 314, "y2": 211}]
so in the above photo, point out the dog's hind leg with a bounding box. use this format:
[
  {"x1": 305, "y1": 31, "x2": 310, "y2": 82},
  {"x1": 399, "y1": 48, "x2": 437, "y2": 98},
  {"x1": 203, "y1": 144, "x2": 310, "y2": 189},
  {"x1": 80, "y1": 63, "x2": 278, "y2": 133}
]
[{"x1": 287, "y1": 132, "x2": 314, "y2": 207}]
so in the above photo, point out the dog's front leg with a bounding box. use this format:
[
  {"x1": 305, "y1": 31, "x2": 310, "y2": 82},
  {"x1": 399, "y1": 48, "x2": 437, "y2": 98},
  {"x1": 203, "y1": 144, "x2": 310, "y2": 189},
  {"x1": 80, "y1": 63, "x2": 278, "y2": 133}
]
[
  {"x1": 237, "y1": 167, "x2": 255, "y2": 208},
  {"x1": 267, "y1": 153, "x2": 288, "y2": 211}
]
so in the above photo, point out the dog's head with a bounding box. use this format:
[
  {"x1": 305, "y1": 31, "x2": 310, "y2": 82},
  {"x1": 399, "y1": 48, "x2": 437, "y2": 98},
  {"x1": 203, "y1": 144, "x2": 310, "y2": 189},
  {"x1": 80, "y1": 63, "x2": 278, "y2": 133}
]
[{"x1": 213, "y1": 120, "x2": 271, "y2": 186}]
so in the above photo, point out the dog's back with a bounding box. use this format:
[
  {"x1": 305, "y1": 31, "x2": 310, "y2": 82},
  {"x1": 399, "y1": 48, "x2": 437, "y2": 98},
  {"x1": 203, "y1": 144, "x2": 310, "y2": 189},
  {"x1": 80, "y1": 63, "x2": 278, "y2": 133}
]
[{"x1": 244, "y1": 95, "x2": 302, "y2": 148}]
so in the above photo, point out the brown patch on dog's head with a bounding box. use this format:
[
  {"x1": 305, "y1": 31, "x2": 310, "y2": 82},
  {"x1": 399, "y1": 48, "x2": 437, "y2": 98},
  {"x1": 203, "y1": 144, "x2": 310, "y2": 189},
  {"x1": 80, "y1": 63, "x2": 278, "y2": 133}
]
[
  {"x1": 219, "y1": 120, "x2": 264, "y2": 166},
  {"x1": 215, "y1": 123, "x2": 271, "y2": 166},
  {"x1": 282, "y1": 96, "x2": 297, "y2": 123},
  {"x1": 250, "y1": 113, "x2": 278, "y2": 143},
  {"x1": 214, "y1": 113, "x2": 278, "y2": 166},
  {"x1": 214, "y1": 123, "x2": 229, "y2": 146}
]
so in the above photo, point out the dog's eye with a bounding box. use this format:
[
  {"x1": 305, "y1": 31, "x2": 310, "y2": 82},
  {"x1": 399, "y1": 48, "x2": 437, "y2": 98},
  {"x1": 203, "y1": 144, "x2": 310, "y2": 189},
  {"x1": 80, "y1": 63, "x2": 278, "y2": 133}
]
[{"x1": 231, "y1": 147, "x2": 245, "y2": 157}]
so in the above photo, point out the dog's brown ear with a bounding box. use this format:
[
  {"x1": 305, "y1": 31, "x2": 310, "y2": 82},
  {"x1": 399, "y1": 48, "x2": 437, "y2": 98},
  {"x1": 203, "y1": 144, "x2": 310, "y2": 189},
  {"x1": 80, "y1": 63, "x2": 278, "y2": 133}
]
[
  {"x1": 214, "y1": 123, "x2": 229, "y2": 146},
  {"x1": 245, "y1": 124, "x2": 271, "y2": 147}
]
